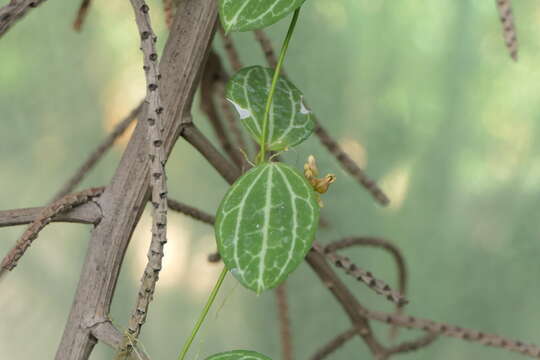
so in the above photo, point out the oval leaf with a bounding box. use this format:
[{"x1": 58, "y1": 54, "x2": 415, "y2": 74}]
[
  {"x1": 219, "y1": 0, "x2": 305, "y2": 33},
  {"x1": 206, "y1": 350, "x2": 272, "y2": 360},
  {"x1": 215, "y1": 162, "x2": 319, "y2": 293},
  {"x1": 226, "y1": 66, "x2": 314, "y2": 151}
]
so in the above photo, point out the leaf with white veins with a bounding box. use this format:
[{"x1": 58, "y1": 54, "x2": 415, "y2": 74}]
[
  {"x1": 226, "y1": 66, "x2": 314, "y2": 152},
  {"x1": 206, "y1": 350, "x2": 272, "y2": 360},
  {"x1": 219, "y1": 0, "x2": 305, "y2": 32},
  {"x1": 215, "y1": 162, "x2": 319, "y2": 293}
]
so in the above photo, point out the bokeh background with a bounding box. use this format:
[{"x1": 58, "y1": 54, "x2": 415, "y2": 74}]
[{"x1": 2, "y1": 0, "x2": 540, "y2": 359}]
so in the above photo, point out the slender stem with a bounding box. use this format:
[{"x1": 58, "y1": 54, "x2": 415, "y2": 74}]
[
  {"x1": 178, "y1": 266, "x2": 228, "y2": 360},
  {"x1": 257, "y1": 8, "x2": 301, "y2": 164}
]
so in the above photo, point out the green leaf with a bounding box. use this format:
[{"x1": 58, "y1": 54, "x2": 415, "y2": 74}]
[
  {"x1": 226, "y1": 66, "x2": 315, "y2": 152},
  {"x1": 219, "y1": 0, "x2": 305, "y2": 32},
  {"x1": 215, "y1": 162, "x2": 319, "y2": 294},
  {"x1": 206, "y1": 350, "x2": 272, "y2": 360}
]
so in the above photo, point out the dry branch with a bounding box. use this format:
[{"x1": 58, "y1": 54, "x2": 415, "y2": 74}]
[
  {"x1": 496, "y1": 0, "x2": 518, "y2": 61},
  {"x1": 363, "y1": 308, "x2": 540, "y2": 358},
  {"x1": 0, "y1": 187, "x2": 104, "y2": 278},
  {"x1": 73, "y1": 0, "x2": 91, "y2": 31},
  {"x1": 325, "y1": 236, "x2": 407, "y2": 337},
  {"x1": 276, "y1": 283, "x2": 293, "y2": 360},
  {"x1": 383, "y1": 332, "x2": 438, "y2": 358},
  {"x1": 218, "y1": 24, "x2": 242, "y2": 72},
  {"x1": 118, "y1": 0, "x2": 170, "y2": 356},
  {"x1": 0, "y1": 202, "x2": 101, "y2": 227},
  {"x1": 309, "y1": 328, "x2": 357, "y2": 360},
  {"x1": 55, "y1": 1, "x2": 217, "y2": 358},
  {"x1": 201, "y1": 51, "x2": 244, "y2": 169},
  {"x1": 321, "y1": 245, "x2": 408, "y2": 307},
  {"x1": 52, "y1": 102, "x2": 142, "y2": 202},
  {"x1": 0, "y1": 0, "x2": 46, "y2": 38}
]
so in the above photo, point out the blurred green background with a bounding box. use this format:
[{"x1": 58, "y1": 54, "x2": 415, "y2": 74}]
[{"x1": 2, "y1": 0, "x2": 540, "y2": 359}]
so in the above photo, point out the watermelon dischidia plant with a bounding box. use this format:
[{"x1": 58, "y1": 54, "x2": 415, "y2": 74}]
[{"x1": 178, "y1": 2, "x2": 332, "y2": 359}]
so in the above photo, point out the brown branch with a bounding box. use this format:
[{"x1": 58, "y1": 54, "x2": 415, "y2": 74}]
[
  {"x1": 201, "y1": 51, "x2": 244, "y2": 169},
  {"x1": 91, "y1": 321, "x2": 151, "y2": 360},
  {"x1": 362, "y1": 308, "x2": 540, "y2": 358},
  {"x1": 72, "y1": 0, "x2": 91, "y2": 32},
  {"x1": 383, "y1": 332, "x2": 438, "y2": 358},
  {"x1": 325, "y1": 236, "x2": 407, "y2": 337},
  {"x1": 0, "y1": 0, "x2": 46, "y2": 38},
  {"x1": 319, "y1": 244, "x2": 408, "y2": 307},
  {"x1": 52, "y1": 102, "x2": 142, "y2": 202},
  {"x1": 276, "y1": 283, "x2": 293, "y2": 360},
  {"x1": 305, "y1": 248, "x2": 387, "y2": 357},
  {"x1": 0, "y1": 187, "x2": 104, "y2": 278},
  {"x1": 251, "y1": 29, "x2": 389, "y2": 206},
  {"x1": 496, "y1": 0, "x2": 518, "y2": 61},
  {"x1": 0, "y1": 202, "x2": 101, "y2": 227},
  {"x1": 309, "y1": 328, "x2": 357, "y2": 360},
  {"x1": 118, "y1": 0, "x2": 169, "y2": 357},
  {"x1": 55, "y1": 1, "x2": 217, "y2": 358},
  {"x1": 218, "y1": 24, "x2": 242, "y2": 72},
  {"x1": 167, "y1": 198, "x2": 215, "y2": 225},
  {"x1": 181, "y1": 121, "x2": 241, "y2": 185}
]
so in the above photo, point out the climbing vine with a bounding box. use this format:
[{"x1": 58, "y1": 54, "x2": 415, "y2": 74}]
[{"x1": 179, "y1": 1, "x2": 325, "y2": 359}]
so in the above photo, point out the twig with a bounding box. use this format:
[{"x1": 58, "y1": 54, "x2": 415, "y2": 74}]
[
  {"x1": 362, "y1": 308, "x2": 540, "y2": 358},
  {"x1": 305, "y1": 248, "x2": 387, "y2": 357},
  {"x1": 91, "y1": 321, "x2": 152, "y2": 360},
  {"x1": 201, "y1": 51, "x2": 244, "y2": 168},
  {"x1": 167, "y1": 198, "x2": 215, "y2": 225},
  {"x1": 52, "y1": 102, "x2": 142, "y2": 202},
  {"x1": 72, "y1": 0, "x2": 91, "y2": 32},
  {"x1": 218, "y1": 24, "x2": 242, "y2": 72},
  {"x1": 0, "y1": 0, "x2": 46, "y2": 38},
  {"x1": 325, "y1": 237, "x2": 407, "y2": 337},
  {"x1": 309, "y1": 328, "x2": 357, "y2": 360},
  {"x1": 317, "y1": 244, "x2": 408, "y2": 307},
  {"x1": 251, "y1": 29, "x2": 389, "y2": 206},
  {"x1": 276, "y1": 283, "x2": 293, "y2": 360},
  {"x1": 119, "y1": 1, "x2": 169, "y2": 357},
  {"x1": 181, "y1": 121, "x2": 241, "y2": 185},
  {"x1": 383, "y1": 332, "x2": 438, "y2": 358},
  {"x1": 0, "y1": 187, "x2": 104, "y2": 277},
  {"x1": 0, "y1": 202, "x2": 101, "y2": 227},
  {"x1": 495, "y1": 0, "x2": 518, "y2": 61}
]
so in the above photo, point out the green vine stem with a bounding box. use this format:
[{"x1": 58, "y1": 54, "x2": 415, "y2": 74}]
[
  {"x1": 257, "y1": 8, "x2": 301, "y2": 164},
  {"x1": 178, "y1": 266, "x2": 228, "y2": 360}
]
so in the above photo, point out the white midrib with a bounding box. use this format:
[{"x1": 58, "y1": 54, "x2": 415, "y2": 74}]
[{"x1": 257, "y1": 164, "x2": 274, "y2": 293}]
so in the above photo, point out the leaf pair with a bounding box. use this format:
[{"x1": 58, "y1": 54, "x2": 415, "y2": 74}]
[{"x1": 220, "y1": 0, "x2": 306, "y2": 33}]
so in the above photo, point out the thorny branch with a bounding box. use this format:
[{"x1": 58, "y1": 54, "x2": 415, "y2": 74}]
[
  {"x1": 317, "y1": 244, "x2": 408, "y2": 306},
  {"x1": 325, "y1": 236, "x2": 407, "y2": 337},
  {"x1": 118, "y1": 0, "x2": 169, "y2": 357},
  {"x1": 0, "y1": 187, "x2": 104, "y2": 278},
  {"x1": 0, "y1": 0, "x2": 46, "y2": 38},
  {"x1": 496, "y1": 0, "x2": 518, "y2": 61}
]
